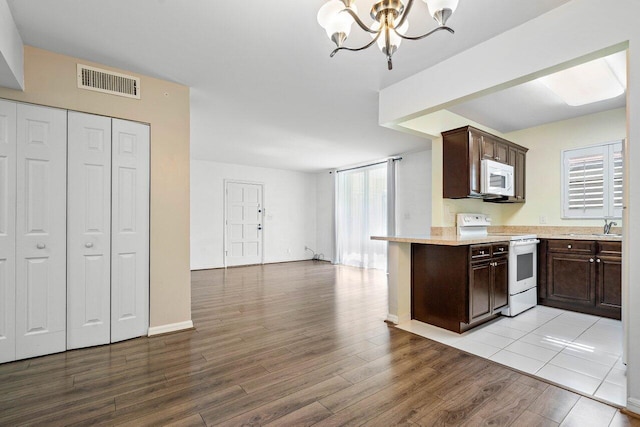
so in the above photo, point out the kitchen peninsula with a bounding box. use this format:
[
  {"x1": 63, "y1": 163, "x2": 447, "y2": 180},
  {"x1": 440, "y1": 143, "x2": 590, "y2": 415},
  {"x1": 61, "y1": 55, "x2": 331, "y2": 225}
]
[
  {"x1": 373, "y1": 230, "x2": 623, "y2": 333},
  {"x1": 373, "y1": 233, "x2": 511, "y2": 333}
]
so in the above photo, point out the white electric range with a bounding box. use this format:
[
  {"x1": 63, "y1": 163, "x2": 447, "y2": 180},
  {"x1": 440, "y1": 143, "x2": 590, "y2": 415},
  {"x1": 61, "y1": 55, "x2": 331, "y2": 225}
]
[{"x1": 457, "y1": 214, "x2": 540, "y2": 317}]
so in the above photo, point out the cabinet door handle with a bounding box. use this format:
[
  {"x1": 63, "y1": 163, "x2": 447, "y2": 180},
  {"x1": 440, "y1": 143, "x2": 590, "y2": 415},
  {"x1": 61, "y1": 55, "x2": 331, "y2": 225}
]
[
  {"x1": 596, "y1": 258, "x2": 601, "y2": 263},
  {"x1": 85, "y1": 242, "x2": 94, "y2": 248},
  {"x1": 480, "y1": 251, "x2": 485, "y2": 255},
  {"x1": 568, "y1": 244, "x2": 572, "y2": 249},
  {"x1": 589, "y1": 258, "x2": 594, "y2": 263},
  {"x1": 36, "y1": 243, "x2": 46, "y2": 250}
]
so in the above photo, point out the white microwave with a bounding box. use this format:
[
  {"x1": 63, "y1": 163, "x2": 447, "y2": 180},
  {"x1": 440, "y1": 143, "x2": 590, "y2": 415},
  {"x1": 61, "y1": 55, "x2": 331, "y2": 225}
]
[{"x1": 481, "y1": 159, "x2": 514, "y2": 197}]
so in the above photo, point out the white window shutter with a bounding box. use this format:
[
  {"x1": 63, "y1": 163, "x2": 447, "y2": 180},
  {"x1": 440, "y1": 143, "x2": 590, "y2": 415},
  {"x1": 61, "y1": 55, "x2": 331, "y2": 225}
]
[
  {"x1": 562, "y1": 141, "x2": 623, "y2": 219},
  {"x1": 611, "y1": 142, "x2": 624, "y2": 218}
]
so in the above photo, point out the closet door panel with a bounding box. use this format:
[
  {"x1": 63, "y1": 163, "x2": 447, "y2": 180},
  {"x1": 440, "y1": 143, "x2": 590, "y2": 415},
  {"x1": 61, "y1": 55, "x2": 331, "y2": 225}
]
[
  {"x1": 67, "y1": 112, "x2": 111, "y2": 350},
  {"x1": 0, "y1": 100, "x2": 16, "y2": 364},
  {"x1": 15, "y1": 104, "x2": 67, "y2": 359},
  {"x1": 111, "y1": 119, "x2": 149, "y2": 343}
]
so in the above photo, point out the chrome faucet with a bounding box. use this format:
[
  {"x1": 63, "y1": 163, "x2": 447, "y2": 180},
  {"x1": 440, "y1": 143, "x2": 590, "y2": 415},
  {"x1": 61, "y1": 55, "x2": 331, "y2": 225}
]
[{"x1": 603, "y1": 219, "x2": 618, "y2": 234}]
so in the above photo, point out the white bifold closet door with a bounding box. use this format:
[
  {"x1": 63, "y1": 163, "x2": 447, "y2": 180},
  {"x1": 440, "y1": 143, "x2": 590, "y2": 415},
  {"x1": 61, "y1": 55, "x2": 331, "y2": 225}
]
[
  {"x1": 15, "y1": 104, "x2": 67, "y2": 360},
  {"x1": 67, "y1": 112, "x2": 112, "y2": 350},
  {"x1": 0, "y1": 100, "x2": 17, "y2": 364},
  {"x1": 110, "y1": 119, "x2": 149, "y2": 343},
  {"x1": 67, "y1": 114, "x2": 149, "y2": 348}
]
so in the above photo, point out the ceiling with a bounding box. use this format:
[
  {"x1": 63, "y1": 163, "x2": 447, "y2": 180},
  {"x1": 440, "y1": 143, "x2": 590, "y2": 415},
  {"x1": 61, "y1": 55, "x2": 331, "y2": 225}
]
[
  {"x1": 7, "y1": 0, "x2": 575, "y2": 172},
  {"x1": 446, "y1": 51, "x2": 627, "y2": 134}
]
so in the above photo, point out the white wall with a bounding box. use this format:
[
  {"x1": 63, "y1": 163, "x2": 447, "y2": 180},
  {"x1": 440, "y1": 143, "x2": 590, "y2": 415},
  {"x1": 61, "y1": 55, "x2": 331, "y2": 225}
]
[
  {"x1": 0, "y1": 0, "x2": 24, "y2": 90},
  {"x1": 191, "y1": 160, "x2": 317, "y2": 270},
  {"x1": 396, "y1": 150, "x2": 432, "y2": 235},
  {"x1": 315, "y1": 170, "x2": 335, "y2": 262}
]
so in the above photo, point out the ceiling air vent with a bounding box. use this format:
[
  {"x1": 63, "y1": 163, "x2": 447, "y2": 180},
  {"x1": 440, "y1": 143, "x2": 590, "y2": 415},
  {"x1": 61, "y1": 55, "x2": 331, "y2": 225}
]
[{"x1": 77, "y1": 64, "x2": 140, "y2": 99}]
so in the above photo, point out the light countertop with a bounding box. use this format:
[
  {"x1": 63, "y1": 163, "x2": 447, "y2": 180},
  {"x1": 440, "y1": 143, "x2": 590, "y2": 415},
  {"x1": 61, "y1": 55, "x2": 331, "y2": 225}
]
[
  {"x1": 371, "y1": 235, "x2": 511, "y2": 246},
  {"x1": 372, "y1": 233, "x2": 622, "y2": 246}
]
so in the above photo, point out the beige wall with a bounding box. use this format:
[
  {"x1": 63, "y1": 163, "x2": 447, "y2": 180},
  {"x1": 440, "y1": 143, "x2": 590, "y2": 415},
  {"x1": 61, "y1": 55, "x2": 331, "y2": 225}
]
[
  {"x1": 0, "y1": 46, "x2": 191, "y2": 329},
  {"x1": 503, "y1": 108, "x2": 626, "y2": 226},
  {"x1": 430, "y1": 108, "x2": 626, "y2": 227}
]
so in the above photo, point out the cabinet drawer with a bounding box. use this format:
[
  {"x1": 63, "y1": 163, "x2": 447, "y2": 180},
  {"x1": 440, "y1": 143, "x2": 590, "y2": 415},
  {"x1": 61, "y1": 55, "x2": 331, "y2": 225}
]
[
  {"x1": 548, "y1": 240, "x2": 595, "y2": 254},
  {"x1": 470, "y1": 245, "x2": 491, "y2": 260},
  {"x1": 598, "y1": 241, "x2": 622, "y2": 256},
  {"x1": 492, "y1": 243, "x2": 509, "y2": 257}
]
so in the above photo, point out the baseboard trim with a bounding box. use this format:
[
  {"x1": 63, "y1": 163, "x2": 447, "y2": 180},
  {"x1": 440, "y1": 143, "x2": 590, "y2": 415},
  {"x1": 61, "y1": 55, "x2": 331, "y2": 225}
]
[
  {"x1": 386, "y1": 313, "x2": 412, "y2": 325},
  {"x1": 148, "y1": 320, "x2": 194, "y2": 337},
  {"x1": 191, "y1": 259, "x2": 329, "y2": 272},
  {"x1": 626, "y1": 398, "x2": 640, "y2": 416},
  {"x1": 398, "y1": 313, "x2": 411, "y2": 324}
]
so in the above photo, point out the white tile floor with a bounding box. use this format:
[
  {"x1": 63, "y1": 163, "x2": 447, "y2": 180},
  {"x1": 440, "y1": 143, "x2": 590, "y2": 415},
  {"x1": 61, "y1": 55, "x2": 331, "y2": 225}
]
[{"x1": 397, "y1": 306, "x2": 627, "y2": 406}]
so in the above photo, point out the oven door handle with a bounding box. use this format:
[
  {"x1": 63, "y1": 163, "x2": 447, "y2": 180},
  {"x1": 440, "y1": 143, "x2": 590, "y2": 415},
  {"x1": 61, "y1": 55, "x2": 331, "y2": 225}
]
[{"x1": 511, "y1": 239, "x2": 540, "y2": 247}]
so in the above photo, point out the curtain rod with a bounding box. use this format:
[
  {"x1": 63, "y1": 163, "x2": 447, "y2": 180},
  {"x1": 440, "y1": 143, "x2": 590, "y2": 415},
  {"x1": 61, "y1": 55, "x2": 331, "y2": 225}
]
[{"x1": 335, "y1": 157, "x2": 402, "y2": 173}]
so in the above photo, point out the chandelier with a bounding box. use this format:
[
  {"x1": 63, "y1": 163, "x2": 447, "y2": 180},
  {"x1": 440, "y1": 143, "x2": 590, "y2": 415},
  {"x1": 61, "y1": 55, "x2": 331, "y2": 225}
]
[{"x1": 317, "y1": 0, "x2": 459, "y2": 70}]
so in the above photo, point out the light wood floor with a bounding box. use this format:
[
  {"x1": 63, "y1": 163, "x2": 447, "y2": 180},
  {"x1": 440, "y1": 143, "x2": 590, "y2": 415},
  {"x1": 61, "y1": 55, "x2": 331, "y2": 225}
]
[{"x1": 1, "y1": 261, "x2": 639, "y2": 426}]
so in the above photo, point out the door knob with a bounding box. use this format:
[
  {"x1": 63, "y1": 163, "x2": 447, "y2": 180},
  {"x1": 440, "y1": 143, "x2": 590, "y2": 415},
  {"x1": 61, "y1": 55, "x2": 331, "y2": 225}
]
[
  {"x1": 85, "y1": 242, "x2": 94, "y2": 248},
  {"x1": 36, "y1": 243, "x2": 46, "y2": 249}
]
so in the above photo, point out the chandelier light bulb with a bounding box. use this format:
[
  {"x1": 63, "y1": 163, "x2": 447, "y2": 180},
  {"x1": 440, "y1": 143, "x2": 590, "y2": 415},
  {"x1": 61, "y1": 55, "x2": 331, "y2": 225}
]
[
  {"x1": 423, "y1": 0, "x2": 459, "y2": 25},
  {"x1": 317, "y1": 0, "x2": 357, "y2": 43},
  {"x1": 371, "y1": 20, "x2": 410, "y2": 54}
]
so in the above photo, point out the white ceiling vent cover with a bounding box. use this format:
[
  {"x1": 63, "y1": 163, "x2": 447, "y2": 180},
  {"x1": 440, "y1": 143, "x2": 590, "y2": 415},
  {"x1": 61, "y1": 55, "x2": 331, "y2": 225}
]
[{"x1": 77, "y1": 64, "x2": 140, "y2": 99}]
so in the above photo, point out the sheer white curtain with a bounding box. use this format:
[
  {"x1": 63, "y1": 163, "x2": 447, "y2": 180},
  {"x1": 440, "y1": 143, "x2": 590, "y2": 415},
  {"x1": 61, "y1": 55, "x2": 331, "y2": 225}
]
[{"x1": 336, "y1": 162, "x2": 391, "y2": 270}]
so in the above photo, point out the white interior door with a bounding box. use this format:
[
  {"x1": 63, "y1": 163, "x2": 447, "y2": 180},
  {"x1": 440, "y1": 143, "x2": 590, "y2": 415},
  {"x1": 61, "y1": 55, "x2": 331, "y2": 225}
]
[
  {"x1": 15, "y1": 104, "x2": 67, "y2": 359},
  {"x1": 225, "y1": 182, "x2": 263, "y2": 267},
  {"x1": 0, "y1": 100, "x2": 16, "y2": 363},
  {"x1": 67, "y1": 112, "x2": 112, "y2": 350},
  {"x1": 111, "y1": 119, "x2": 149, "y2": 343}
]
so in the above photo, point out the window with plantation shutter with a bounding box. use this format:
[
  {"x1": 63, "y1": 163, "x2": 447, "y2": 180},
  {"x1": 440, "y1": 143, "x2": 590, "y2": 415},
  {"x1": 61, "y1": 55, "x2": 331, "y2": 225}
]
[
  {"x1": 611, "y1": 145, "x2": 623, "y2": 217},
  {"x1": 562, "y1": 141, "x2": 623, "y2": 219}
]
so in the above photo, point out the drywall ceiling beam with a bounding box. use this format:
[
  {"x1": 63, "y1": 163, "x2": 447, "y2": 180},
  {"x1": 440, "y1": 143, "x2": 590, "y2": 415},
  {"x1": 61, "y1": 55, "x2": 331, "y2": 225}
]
[{"x1": 378, "y1": 0, "x2": 632, "y2": 127}]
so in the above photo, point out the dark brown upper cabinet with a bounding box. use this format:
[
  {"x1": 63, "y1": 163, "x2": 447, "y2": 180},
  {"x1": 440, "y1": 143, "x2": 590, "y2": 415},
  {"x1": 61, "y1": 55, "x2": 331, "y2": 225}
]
[{"x1": 442, "y1": 126, "x2": 528, "y2": 203}]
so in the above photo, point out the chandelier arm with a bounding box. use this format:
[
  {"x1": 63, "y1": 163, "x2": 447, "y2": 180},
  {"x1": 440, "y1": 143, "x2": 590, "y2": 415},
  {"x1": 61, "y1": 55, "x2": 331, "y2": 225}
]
[
  {"x1": 394, "y1": 0, "x2": 414, "y2": 29},
  {"x1": 393, "y1": 26, "x2": 454, "y2": 41},
  {"x1": 341, "y1": 8, "x2": 378, "y2": 34},
  {"x1": 330, "y1": 31, "x2": 383, "y2": 57}
]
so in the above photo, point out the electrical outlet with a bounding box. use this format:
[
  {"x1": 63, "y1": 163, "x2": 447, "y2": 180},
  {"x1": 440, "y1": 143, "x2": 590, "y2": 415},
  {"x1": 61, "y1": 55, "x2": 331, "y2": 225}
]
[{"x1": 539, "y1": 215, "x2": 547, "y2": 224}]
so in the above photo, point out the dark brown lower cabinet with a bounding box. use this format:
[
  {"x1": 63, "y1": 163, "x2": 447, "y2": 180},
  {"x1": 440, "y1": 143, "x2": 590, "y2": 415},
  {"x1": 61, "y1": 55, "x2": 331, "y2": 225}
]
[
  {"x1": 412, "y1": 242, "x2": 509, "y2": 333},
  {"x1": 538, "y1": 239, "x2": 621, "y2": 320},
  {"x1": 470, "y1": 256, "x2": 508, "y2": 323}
]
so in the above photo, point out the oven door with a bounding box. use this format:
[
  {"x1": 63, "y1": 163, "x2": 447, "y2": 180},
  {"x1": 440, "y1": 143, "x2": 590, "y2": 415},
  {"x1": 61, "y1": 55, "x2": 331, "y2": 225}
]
[{"x1": 509, "y1": 240, "x2": 539, "y2": 294}]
